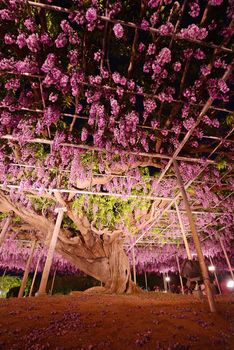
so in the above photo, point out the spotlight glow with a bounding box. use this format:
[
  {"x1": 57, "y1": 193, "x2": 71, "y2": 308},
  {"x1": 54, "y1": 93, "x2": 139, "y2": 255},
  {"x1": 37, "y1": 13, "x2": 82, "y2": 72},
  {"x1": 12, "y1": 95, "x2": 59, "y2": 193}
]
[
  {"x1": 165, "y1": 276, "x2": 170, "y2": 282},
  {"x1": 226, "y1": 280, "x2": 234, "y2": 289},
  {"x1": 208, "y1": 265, "x2": 215, "y2": 272}
]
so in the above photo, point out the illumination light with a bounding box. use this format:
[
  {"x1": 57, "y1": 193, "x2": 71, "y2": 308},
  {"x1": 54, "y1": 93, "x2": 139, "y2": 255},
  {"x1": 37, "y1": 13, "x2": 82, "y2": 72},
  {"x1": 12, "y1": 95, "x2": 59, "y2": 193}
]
[
  {"x1": 165, "y1": 276, "x2": 170, "y2": 282},
  {"x1": 226, "y1": 280, "x2": 234, "y2": 289},
  {"x1": 208, "y1": 265, "x2": 215, "y2": 272}
]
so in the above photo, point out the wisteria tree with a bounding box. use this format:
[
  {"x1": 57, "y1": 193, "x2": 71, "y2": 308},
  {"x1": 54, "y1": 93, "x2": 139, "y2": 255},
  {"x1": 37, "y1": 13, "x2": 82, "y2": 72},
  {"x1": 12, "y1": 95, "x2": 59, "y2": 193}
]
[{"x1": 0, "y1": 0, "x2": 233, "y2": 293}]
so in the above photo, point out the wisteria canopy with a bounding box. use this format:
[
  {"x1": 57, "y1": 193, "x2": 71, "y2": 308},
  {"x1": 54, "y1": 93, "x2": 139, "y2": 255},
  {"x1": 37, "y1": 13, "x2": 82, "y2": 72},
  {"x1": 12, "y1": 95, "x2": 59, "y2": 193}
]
[{"x1": 0, "y1": 0, "x2": 233, "y2": 292}]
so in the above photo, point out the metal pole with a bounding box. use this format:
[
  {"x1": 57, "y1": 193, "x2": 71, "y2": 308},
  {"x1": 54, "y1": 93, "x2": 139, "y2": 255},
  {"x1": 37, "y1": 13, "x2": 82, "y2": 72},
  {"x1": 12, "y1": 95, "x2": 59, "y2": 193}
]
[
  {"x1": 144, "y1": 271, "x2": 148, "y2": 290},
  {"x1": 175, "y1": 203, "x2": 192, "y2": 260},
  {"x1": 176, "y1": 255, "x2": 184, "y2": 294},
  {"x1": 132, "y1": 245, "x2": 137, "y2": 284},
  {"x1": 0, "y1": 215, "x2": 12, "y2": 247},
  {"x1": 29, "y1": 253, "x2": 41, "y2": 297},
  {"x1": 50, "y1": 269, "x2": 57, "y2": 295},
  {"x1": 173, "y1": 160, "x2": 216, "y2": 313},
  {"x1": 219, "y1": 237, "x2": 234, "y2": 279},
  {"x1": 209, "y1": 256, "x2": 222, "y2": 295},
  {"x1": 37, "y1": 207, "x2": 66, "y2": 296},
  {"x1": 18, "y1": 240, "x2": 36, "y2": 298}
]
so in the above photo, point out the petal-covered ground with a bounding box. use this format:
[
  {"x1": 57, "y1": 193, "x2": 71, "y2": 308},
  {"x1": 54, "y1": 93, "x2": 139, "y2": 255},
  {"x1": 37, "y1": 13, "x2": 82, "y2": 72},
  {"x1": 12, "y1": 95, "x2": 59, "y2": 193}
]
[{"x1": 0, "y1": 293, "x2": 233, "y2": 350}]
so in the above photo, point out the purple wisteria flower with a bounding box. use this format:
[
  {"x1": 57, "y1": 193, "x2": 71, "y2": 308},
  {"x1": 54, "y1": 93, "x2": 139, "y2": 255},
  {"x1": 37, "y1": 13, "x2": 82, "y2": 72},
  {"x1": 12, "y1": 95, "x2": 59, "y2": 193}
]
[
  {"x1": 148, "y1": 0, "x2": 160, "y2": 9},
  {"x1": 173, "y1": 62, "x2": 181, "y2": 72},
  {"x1": 209, "y1": 0, "x2": 223, "y2": 5},
  {"x1": 49, "y1": 93, "x2": 58, "y2": 102},
  {"x1": 156, "y1": 47, "x2": 171, "y2": 65},
  {"x1": 55, "y1": 33, "x2": 67, "y2": 48},
  {"x1": 4, "y1": 33, "x2": 15, "y2": 44},
  {"x1": 16, "y1": 33, "x2": 27, "y2": 48},
  {"x1": 81, "y1": 128, "x2": 88, "y2": 142},
  {"x1": 113, "y1": 23, "x2": 124, "y2": 38},
  {"x1": 26, "y1": 33, "x2": 40, "y2": 52},
  {"x1": 200, "y1": 65, "x2": 211, "y2": 76},
  {"x1": 194, "y1": 48, "x2": 206, "y2": 60},
  {"x1": 85, "y1": 7, "x2": 97, "y2": 22},
  {"x1": 5, "y1": 78, "x2": 20, "y2": 91},
  {"x1": 141, "y1": 19, "x2": 150, "y2": 31},
  {"x1": 24, "y1": 18, "x2": 36, "y2": 32},
  {"x1": 150, "y1": 12, "x2": 158, "y2": 26},
  {"x1": 159, "y1": 22, "x2": 174, "y2": 35},
  {"x1": 40, "y1": 32, "x2": 52, "y2": 46},
  {"x1": 41, "y1": 54, "x2": 56, "y2": 73},
  {"x1": 180, "y1": 24, "x2": 208, "y2": 40},
  {"x1": 189, "y1": 2, "x2": 200, "y2": 17}
]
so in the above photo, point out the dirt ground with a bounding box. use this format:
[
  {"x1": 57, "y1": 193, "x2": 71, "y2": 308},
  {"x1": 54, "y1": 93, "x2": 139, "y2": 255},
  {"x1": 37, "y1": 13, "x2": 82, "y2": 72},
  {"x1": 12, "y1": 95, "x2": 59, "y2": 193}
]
[{"x1": 0, "y1": 292, "x2": 233, "y2": 350}]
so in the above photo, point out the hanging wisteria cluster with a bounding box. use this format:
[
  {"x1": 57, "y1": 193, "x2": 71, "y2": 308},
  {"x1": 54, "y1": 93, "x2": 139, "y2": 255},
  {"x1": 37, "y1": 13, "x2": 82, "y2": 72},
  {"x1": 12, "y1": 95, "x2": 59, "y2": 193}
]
[{"x1": 0, "y1": 236, "x2": 80, "y2": 274}]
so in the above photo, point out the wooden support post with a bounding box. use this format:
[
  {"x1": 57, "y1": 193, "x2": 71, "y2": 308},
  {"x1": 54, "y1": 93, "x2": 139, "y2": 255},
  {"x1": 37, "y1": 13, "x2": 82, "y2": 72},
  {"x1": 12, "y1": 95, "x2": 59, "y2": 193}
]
[
  {"x1": 37, "y1": 207, "x2": 66, "y2": 296},
  {"x1": 0, "y1": 215, "x2": 12, "y2": 247},
  {"x1": 144, "y1": 271, "x2": 148, "y2": 290},
  {"x1": 132, "y1": 246, "x2": 137, "y2": 284},
  {"x1": 209, "y1": 256, "x2": 222, "y2": 295},
  {"x1": 176, "y1": 255, "x2": 184, "y2": 294},
  {"x1": 18, "y1": 240, "x2": 36, "y2": 298},
  {"x1": 175, "y1": 202, "x2": 192, "y2": 260},
  {"x1": 29, "y1": 253, "x2": 41, "y2": 297},
  {"x1": 219, "y1": 237, "x2": 234, "y2": 279},
  {"x1": 173, "y1": 160, "x2": 216, "y2": 313},
  {"x1": 50, "y1": 269, "x2": 57, "y2": 295}
]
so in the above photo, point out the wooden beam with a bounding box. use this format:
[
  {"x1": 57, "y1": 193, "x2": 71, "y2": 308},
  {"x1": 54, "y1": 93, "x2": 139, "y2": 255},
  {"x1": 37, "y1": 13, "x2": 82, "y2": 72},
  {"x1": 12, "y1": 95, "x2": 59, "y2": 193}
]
[
  {"x1": 175, "y1": 203, "x2": 192, "y2": 260},
  {"x1": 29, "y1": 252, "x2": 41, "y2": 297},
  {"x1": 18, "y1": 240, "x2": 36, "y2": 298},
  {"x1": 0, "y1": 214, "x2": 12, "y2": 247},
  {"x1": 37, "y1": 207, "x2": 66, "y2": 296},
  {"x1": 173, "y1": 159, "x2": 216, "y2": 313}
]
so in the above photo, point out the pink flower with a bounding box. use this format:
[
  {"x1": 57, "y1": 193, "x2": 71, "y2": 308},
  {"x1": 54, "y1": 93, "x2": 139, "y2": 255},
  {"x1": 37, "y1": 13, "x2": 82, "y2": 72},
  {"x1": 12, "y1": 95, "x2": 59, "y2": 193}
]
[
  {"x1": 218, "y1": 80, "x2": 229, "y2": 93},
  {"x1": 55, "y1": 33, "x2": 67, "y2": 48},
  {"x1": 194, "y1": 49, "x2": 206, "y2": 60},
  {"x1": 159, "y1": 22, "x2": 174, "y2": 35},
  {"x1": 4, "y1": 33, "x2": 15, "y2": 45},
  {"x1": 189, "y1": 3, "x2": 200, "y2": 17},
  {"x1": 156, "y1": 47, "x2": 171, "y2": 65},
  {"x1": 85, "y1": 7, "x2": 97, "y2": 22},
  {"x1": 94, "y1": 50, "x2": 101, "y2": 61},
  {"x1": 24, "y1": 18, "x2": 36, "y2": 32},
  {"x1": 147, "y1": 44, "x2": 156, "y2": 55},
  {"x1": 150, "y1": 13, "x2": 158, "y2": 26},
  {"x1": 16, "y1": 33, "x2": 27, "y2": 48},
  {"x1": 180, "y1": 24, "x2": 208, "y2": 40},
  {"x1": 26, "y1": 33, "x2": 40, "y2": 52},
  {"x1": 173, "y1": 62, "x2": 181, "y2": 72},
  {"x1": 141, "y1": 20, "x2": 150, "y2": 31},
  {"x1": 112, "y1": 72, "x2": 121, "y2": 84},
  {"x1": 183, "y1": 117, "x2": 195, "y2": 130},
  {"x1": 40, "y1": 32, "x2": 52, "y2": 46},
  {"x1": 49, "y1": 93, "x2": 58, "y2": 102},
  {"x1": 81, "y1": 128, "x2": 88, "y2": 141},
  {"x1": 113, "y1": 23, "x2": 124, "y2": 38},
  {"x1": 209, "y1": 0, "x2": 223, "y2": 5},
  {"x1": 200, "y1": 65, "x2": 211, "y2": 76},
  {"x1": 138, "y1": 42, "x2": 145, "y2": 52}
]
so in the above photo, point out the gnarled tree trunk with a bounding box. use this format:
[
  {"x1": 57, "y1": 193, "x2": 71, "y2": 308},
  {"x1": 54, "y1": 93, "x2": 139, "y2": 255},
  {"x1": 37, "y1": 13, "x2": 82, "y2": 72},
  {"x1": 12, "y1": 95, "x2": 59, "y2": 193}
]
[{"x1": 0, "y1": 191, "x2": 139, "y2": 294}]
